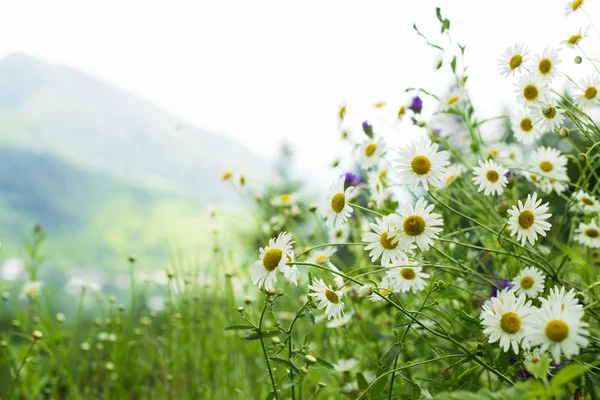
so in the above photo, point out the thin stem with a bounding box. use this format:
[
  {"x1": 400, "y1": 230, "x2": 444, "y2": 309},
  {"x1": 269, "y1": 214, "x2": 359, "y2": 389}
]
[
  {"x1": 259, "y1": 304, "x2": 279, "y2": 400},
  {"x1": 8, "y1": 339, "x2": 37, "y2": 399}
]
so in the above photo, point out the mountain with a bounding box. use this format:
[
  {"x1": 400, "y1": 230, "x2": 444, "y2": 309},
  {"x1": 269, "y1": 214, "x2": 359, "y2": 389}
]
[{"x1": 0, "y1": 53, "x2": 272, "y2": 203}]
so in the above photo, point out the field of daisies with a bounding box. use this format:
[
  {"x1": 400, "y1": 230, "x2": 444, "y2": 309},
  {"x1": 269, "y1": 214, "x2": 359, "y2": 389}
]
[{"x1": 2, "y1": 2, "x2": 600, "y2": 400}]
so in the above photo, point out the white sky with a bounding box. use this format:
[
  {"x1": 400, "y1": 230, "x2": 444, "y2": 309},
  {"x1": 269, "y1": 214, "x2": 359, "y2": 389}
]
[{"x1": 2, "y1": 0, "x2": 599, "y2": 185}]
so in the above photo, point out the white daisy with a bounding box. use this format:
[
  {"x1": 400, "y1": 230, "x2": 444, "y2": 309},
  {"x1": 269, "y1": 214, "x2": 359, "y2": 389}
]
[
  {"x1": 564, "y1": 28, "x2": 586, "y2": 48},
  {"x1": 533, "y1": 47, "x2": 561, "y2": 81},
  {"x1": 512, "y1": 267, "x2": 545, "y2": 298},
  {"x1": 271, "y1": 193, "x2": 297, "y2": 207},
  {"x1": 281, "y1": 251, "x2": 299, "y2": 286},
  {"x1": 575, "y1": 220, "x2": 600, "y2": 248},
  {"x1": 328, "y1": 224, "x2": 351, "y2": 244},
  {"x1": 326, "y1": 261, "x2": 345, "y2": 289},
  {"x1": 472, "y1": 159, "x2": 509, "y2": 196},
  {"x1": 323, "y1": 176, "x2": 355, "y2": 229},
  {"x1": 395, "y1": 137, "x2": 450, "y2": 190},
  {"x1": 388, "y1": 198, "x2": 444, "y2": 251},
  {"x1": 515, "y1": 74, "x2": 548, "y2": 107},
  {"x1": 368, "y1": 172, "x2": 392, "y2": 208},
  {"x1": 386, "y1": 265, "x2": 429, "y2": 294},
  {"x1": 21, "y1": 281, "x2": 43, "y2": 298},
  {"x1": 333, "y1": 358, "x2": 359, "y2": 373},
  {"x1": 507, "y1": 193, "x2": 552, "y2": 246},
  {"x1": 575, "y1": 76, "x2": 599, "y2": 108},
  {"x1": 362, "y1": 216, "x2": 409, "y2": 266},
  {"x1": 498, "y1": 43, "x2": 530, "y2": 78},
  {"x1": 443, "y1": 89, "x2": 466, "y2": 110},
  {"x1": 369, "y1": 277, "x2": 395, "y2": 302},
  {"x1": 541, "y1": 286, "x2": 584, "y2": 318},
  {"x1": 326, "y1": 311, "x2": 354, "y2": 328},
  {"x1": 564, "y1": 0, "x2": 585, "y2": 16},
  {"x1": 308, "y1": 278, "x2": 345, "y2": 320},
  {"x1": 532, "y1": 99, "x2": 565, "y2": 132},
  {"x1": 358, "y1": 137, "x2": 386, "y2": 169},
  {"x1": 442, "y1": 164, "x2": 465, "y2": 188},
  {"x1": 480, "y1": 288, "x2": 533, "y2": 354},
  {"x1": 527, "y1": 297, "x2": 589, "y2": 363},
  {"x1": 251, "y1": 232, "x2": 294, "y2": 291},
  {"x1": 310, "y1": 247, "x2": 336, "y2": 265},
  {"x1": 512, "y1": 108, "x2": 542, "y2": 144},
  {"x1": 572, "y1": 190, "x2": 600, "y2": 214},
  {"x1": 528, "y1": 147, "x2": 569, "y2": 194},
  {"x1": 497, "y1": 144, "x2": 524, "y2": 168}
]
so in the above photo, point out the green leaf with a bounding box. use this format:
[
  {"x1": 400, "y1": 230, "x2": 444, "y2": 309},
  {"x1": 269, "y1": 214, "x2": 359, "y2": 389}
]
[
  {"x1": 356, "y1": 372, "x2": 369, "y2": 391},
  {"x1": 380, "y1": 343, "x2": 403, "y2": 368},
  {"x1": 223, "y1": 324, "x2": 256, "y2": 331},
  {"x1": 550, "y1": 363, "x2": 589, "y2": 393},
  {"x1": 496, "y1": 351, "x2": 510, "y2": 373},
  {"x1": 245, "y1": 329, "x2": 285, "y2": 340},
  {"x1": 269, "y1": 357, "x2": 299, "y2": 375},
  {"x1": 454, "y1": 309, "x2": 479, "y2": 325},
  {"x1": 458, "y1": 43, "x2": 467, "y2": 55},
  {"x1": 315, "y1": 356, "x2": 335, "y2": 370},
  {"x1": 265, "y1": 392, "x2": 276, "y2": 400},
  {"x1": 450, "y1": 56, "x2": 457, "y2": 73}
]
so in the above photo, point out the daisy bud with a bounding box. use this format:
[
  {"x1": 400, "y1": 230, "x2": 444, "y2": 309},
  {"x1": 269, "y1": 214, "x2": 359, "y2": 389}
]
[
  {"x1": 2, "y1": 292, "x2": 8, "y2": 301},
  {"x1": 236, "y1": 306, "x2": 245, "y2": 312},
  {"x1": 80, "y1": 342, "x2": 90, "y2": 351},
  {"x1": 166, "y1": 268, "x2": 174, "y2": 279},
  {"x1": 266, "y1": 289, "x2": 276, "y2": 295},
  {"x1": 304, "y1": 354, "x2": 317, "y2": 365},
  {"x1": 300, "y1": 366, "x2": 308, "y2": 374},
  {"x1": 118, "y1": 304, "x2": 125, "y2": 312},
  {"x1": 308, "y1": 204, "x2": 318, "y2": 212},
  {"x1": 578, "y1": 153, "x2": 587, "y2": 162},
  {"x1": 362, "y1": 121, "x2": 374, "y2": 138},
  {"x1": 128, "y1": 255, "x2": 136, "y2": 263},
  {"x1": 32, "y1": 330, "x2": 43, "y2": 340},
  {"x1": 96, "y1": 343, "x2": 104, "y2": 351},
  {"x1": 32, "y1": 316, "x2": 40, "y2": 324},
  {"x1": 12, "y1": 320, "x2": 20, "y2": 328},
  {"x1": 105, "y1": 362, "x2": 115, "y2": 371},
  {"x1": 105, "y1": 318, "x2": 111, "y2": 325},
  {"x1": 109, "y1": 296, "x2": 116, "y2": 303},
  {"x1": 559, "y1": 128, "x2": 569, "y2": 137},
  {"x1": 276, "y1": 289, "x2": 285, "y2": 296},
  {"x1": 244, "y1": 297, "x2": 252, "y2": 305},
  {"x1": 358, "y1": 284, "x2": 373, "y2": 297},
  {"x1": 267, "y1": 296, "x2": 274, "y2": 302},
  {"x1": 271, "y1": 337, "x2": 281, "y2": 344},
  {"x1": 56, "y1": 313, "x2": 65, "y2": 323},
  {"x1": 575, "y1": 56, "x2": 582, "y2": 64}
]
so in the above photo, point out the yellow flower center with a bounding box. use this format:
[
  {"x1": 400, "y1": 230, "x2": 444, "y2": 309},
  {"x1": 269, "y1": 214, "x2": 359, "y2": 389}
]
[
  {"x1": 545, "y1": 320, "x2": 569, "y2": 342},
  {"x1": 339, "y1": 106, "x2": 346, "y2": 121},
  {"x1": 584, "y1": 86, "x2": 597, "y2": 100},
  {"x1": 398, "y1": 106, "x2": 406, "y2": 118},
  {"x1": 380, "y1": 231, "x2": 399, "y2": 250},
  {"x1": 341, "y1": 130, "x2": 349, "y2": 139},
  {"x1": 538, "y1": 58, "x2": 552, "y2": 75},
  {"x1": 486, "y1": 170, "x2": 499, "y2": 183},
  {"x1": 325, "y1": 289, "x2": 340, "y2": 304},
  {"x1": 568, "y1": 34, "x2": 582, "y2": 45},
  {"x1": 585, "y1": 228, "x2": 599, "y2": 238},
  {"x1": 365, "y1": 143, "x2": 377, "y2": 157},
  {"x1": 279, "y1": 194, "x2": 292, "y2": 202},
  {"x1": 411, "y1": 156, "x2": 432, "y2": 175},
  {"x1": 520, "y1": 117, "x2": 533, "y2": 132},
  {"x1": 540, "y1": 161, "x2": 553, "y2": 172},
  {"x1": 518, "y1": 210, "x2": 535, "y2": 229},
  {"x1": 381, "y1": 288, "x2": 392, "y2": 297},
  {"x1": 523, "y1": 84, "x2": 539, "y2": 101},
  {"x1": 262, "y1": 248, "x2": 283, "y2": 271},
  {"x1": 315, "y1": 254, "x2": 328, "y2": 263},
  {"x1": 331, "y1": 193, "x2": 346, "y2": 213},
  {"x1": 520, "y1": 275, "x2": 534, "y2": 289},
  {"x1": 509, "y1": 54, "x2": 523, "y2": 70},
  {"x1": 374, "y1": 101, "x2": 385, "y2": 108},
  {"x1": 378, "y1": 169, "x2": 388, "y2": 180},
  {"x1": 530, "y1": 357, "x2": 539, "y2": 364},
  {"x1": 239, "y1": 175, "x2": 246, "y2": 186},
  {"x1": 447, "y1": 96, "x2": 460, "y2": 105},
  {"x1": 488, "y1": 149, "x2": 499, "y2": 158},
  {"x1": 543, "y1": 106, "x2": 557, "y2": 119},
  {"x1": 222, "y1": 171, "x2": 233, "y2": 180},
  {"x1": 581, "y1": 197, "x2": 595, "y2": 206},
  {"x1": 572, "y1": 0, "x2": 583, "y2": 11},
  {"x1": 400, "y1": 268, "x2": 416, "y2": 280},
  {"x1": 446, "y1": 175, "x2": 456, "y2": 185},
  {"x1": 403, "y1": 215, "x2": 426, "y2": 236},
  {"x1": 500, "y1": 312, "x2": 521, "y2": 334}
]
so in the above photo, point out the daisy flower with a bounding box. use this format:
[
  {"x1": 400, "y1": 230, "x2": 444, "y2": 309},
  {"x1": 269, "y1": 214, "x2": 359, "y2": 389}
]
[
  {"x1": 357, "y1": 137, "x2": 386, "y2": 169},
  {"x1": 533, "y1": 48, "x2": 561, "y2": 81},
  {"x1": 310, "y1": 247, "x2": 336, "y2": 265},
  {"x1": 326, "y1": 261, "x2": 346, "y2": 289},
  {"x1": 386, "y1": 265, "x2": 430, "y2": 294},
  {"x1": 333, "y1": 358, "x2": 359, "y2": 373},
  {"x1": 369, "y1": 277, "x2": 395, "y2": 302},
  {"x1": 564, "y1": 28, "x2": 585, "y2": 48},
  {"x1": 512, "y1": 267, "x2": 545, "y2": 298},
  {"x1": 507, "y1": 193, "x2": 552, "y2": 246},
  {"x1": 515, "y1": 74, "x2": 547, "y2": 106},
  {"x1": 541, "y1": 286, "x2": 583, "y2": 316},
  {"x1": 572, "y1": 190, "x2": 600, "y2": 214},
  {"x1": 480, "y1": 288, "x2": 533, "y2": 354},
  {"x1": 368, "y1": 172, "x2": 391, "y2": 208},
  {"x1": 281, "y1": 251, "x2": 299, "y2": 286},
  {"x1": 575, "y1": 76, "x2": 599, "y2": 108},
  {"x1": 387, "y1": 198, "x2": 444, "y2": 251},
  {"x1": 532, "y1": 99, "x2": 565, "y2": 132},
  {"x1": 528, "y1": 147, "x2": 569, "y2": 195},
  {"x1": 442, "y1": 89, "x2": 466, "y2": 110},
  {"x1": 527, "y1": 296, "x2": 589, "y2": 363},
  {"x1": 575, "y1": 219, "x2": 600, "y2": 248},
  {"x1": 323, "y1": 175, "x2": 355, "y2": 229},
  {"x1": 328, "y1": 224, "x2": 350, "y2": 244},
  {"x1": 497, "y1": 144, "x2": 524, "y2": 168},
  {"x1": 498, "y1": 43, "x2": 530, "y2": 78},
  {"x1": 362, "y1": 216, "x2": 409, "y2": 266},
  {"x1": 252, "y1": 232, "x2": 294, "y2": 290},
  {"x1": 564, "y1": 0, "x2": 584, "y2": 16},
  {"x1": 442, "y1": 164, "x2": 464, "y2": 187},
  {"x1": 21, "y1": 280, "x2": 43, "y2": 298},
  {"x1": 472, "y1": 159, "x2": 509, "y2": 196},
  {"x1": 511, "y1": 108, "x2": 542, "y2": 144},
  {"x1": 395, "y1": 137, "x2": 450, "y2": 190},
  {"x1": 271, "y1": 193, "x2": 297, "y2": 207},
  {"x1": 308, "y1": 278, "x2": 345, "y2": 320},
  {"x1": 326, "y1": 311, "x2": 354, "y2": 328}
]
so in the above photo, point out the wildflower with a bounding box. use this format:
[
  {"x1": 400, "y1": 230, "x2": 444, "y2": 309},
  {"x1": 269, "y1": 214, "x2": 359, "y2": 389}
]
[
  {"x1": 388, "y1": 198, "x2": 444, "y2": 251},
  {"x1": 507, "y1": 193, "x2": 552, "y2": 246},
  {"x1": 367, "y1": 172, "x2": 391, "y2": 208},
  {"x1": 251, "y1": 232, "x2": 294, "y2": 291},
  {"x1": 512, "y1": 267, "x2": 545, "y2": 298},
  {"x1": 443, "y1": 89, "x2": 466, "y2": 110},
  {"x1": 540, "y1": 286, "x2": 583, "y2": 314},
  {"x1": 491, "y1": 280, "x2": 515, "y2": 298},
  {"x1": 480, "y1": 289, "x2": 532, "y2": 354},
  {"x1": 221, "y1": 171, "x2": 233, "y2": 181},
  {"x1": 308, "y1": 278, "x2": 345, "y2": 320},
  {"x1": 409, "y1": 96, "x2": 423, "y2": 114},
  {"x1": 328, "y1": 225, "x2": 350, "y2": 244},
  {"x1": 362, "y1": 216, "x2": 409, "y2": 266},
  {"x1": 271, "y1": 193, "x2": 297, "y2": 207},
  {"x1": 516, "y1": 74, "x2": 547, "y2": 106},
  {"x1": 358, "y1": 284, "x2": 373, "y2": 297},
  {"x1": 498, "y1": 43, "x2": 530, "y2": 78},
  {"x1": 344, "y1": 172, "x2": 362, "y2": 187},
  {"x1": 532, "y1": 48, "x2": 561, "y2": 81},
  {"x1": 575, "y1": 76, "x2": 599, "y2": 108},
  {"x1": 564, "y1": 0, "x2": 584, "y2": 16},
  {"x1": 281, "y1": 251, "x2": 300, "y2": 285},
  {"x1": 333, "y1": 358, "x2": 359, "y2": 373},
  {"x1": 572, "y1": 190, "x2": 600, "y2": 214},
  {"x1": 395, "y1": 137, "x2": 450, "y2": 190},
  {"x1": 323, "y1": 176, "x2": 355, "y2": 229},
  {"x1": 528, "y1": 146, "x2": 569, "y2": 194},
  {"x1": 575, "y1": 220, "x2": 600, "y2": 248},
  {"x1": 512, "y1": 108, "x2": 542, "y2": 144},
  {"x1": 397, "y1": 105, "x2": 407, "y2": 119},
  {"x1": 442, "y1": 164, "x2": 464, "y2": 187},
  {"x1": 32, "y1": 330, "x2": 43, "y2": 340},
  {"x1": 532, "y1": 99, "x2": 565, "y2": 132},
  {"x1": 357, "y1": 137, "x2": 386, "y2": 169},
  {"x1": 362, "y1": 121, "x2": 374, "y2": 138},
  {"x1": 369, "y1": 277, "x2": 395, "y2": 302},
  {"x1": 21, "y1": 281, "x2": 43, "y2": 298},
  {"x1": 472, "y1": 159, "x2": 509, "y2": 196},
  {"x1": 564, "y1": 28, "x2": 585, "y2": 48},
  {"x1": 387, "y1": 265, "x2": 430, "y2": 294}
]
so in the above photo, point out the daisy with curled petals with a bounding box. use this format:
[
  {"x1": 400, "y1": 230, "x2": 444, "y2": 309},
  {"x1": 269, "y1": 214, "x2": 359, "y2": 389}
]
[
  {"x1": 480, "y1": 288, "x2": 533, "y2": 354},
  {"x1": 532, "y1": 99, "x2": 565, "y2": 132},
  {"x1": 515, "y1": 74, "x2": 547, "y2": 107},
  {"x1": 358, "y1": 137, "x2": 386, "y2": 169},
  {"x1": 572, "y1": 190, "x2": 600, "y2": 214},
  {"x1": 533, "y1": 48, "x2": 561, "y2": 81},
  {"x1": 512, "y1": 267, "x2": 545, "y2": 298},
  {"x1": 575, "y1": 219, "x2": 600, "y2": 248},
  {"x1": 395, "y1": 137, "x2": 450, "y2": 190},
  {"x1": 308, "y1": 278, "x2": 345, "y2": 320},
  {"x1": 387, "y1": 198, "x2": 444, "y2": 251},
  {"x1": 309, "y1": 248, "x2": 344, "y2": 288},
  {"x1": 512, "y1": 108, "x2": 542, "y2": 144},
  {"x1": 328, "y1": 224, "x2": 350, "y2": 244},
  {"x1": 498, "y1": 43, "x2": 530, "y2": 78},
  {"x1": 369, "y1": 277, "x2": 395, "y2": 302},
  {"x1": 323, "y1": 176, "x2": 355, "y2": 229},
  {"x1": 271, "y1": 193, "x2": 297, "y2": 207},
  {"x1": 527, "y1": 295, "x2": 589, "y2": 363},
  {"x1": 326, "y1": 311, "x2": 354, "y2": 328},
  {"x1": 252, "y1": 232, "x2": 294, "y2": 291},
  {"x1": 541, "y1": 286, "x2": 583, "y2": 315},
  {"x1": 564, "y1": 0, "x2": 584, "y2": 16},
  {"x1": 507, "y1": 192, "x2": 552, "y2": 246},
  {"x1": 575, "y1": 76, "x2": 599, "y2": 108},
  {"x1": 386, "y1": 265, "x2": 430, "y2": 294},
  {"x1": 362, "y1": 216, "x2": 409, "y2": 266},
  {"x1": 472, "y1": 159, "x2": 509, "y2": 196}
]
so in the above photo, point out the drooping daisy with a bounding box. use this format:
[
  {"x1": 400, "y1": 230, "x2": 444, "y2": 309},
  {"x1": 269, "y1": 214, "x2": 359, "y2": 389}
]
[
  {"x1": 512, "y1": 108, "x2": 543, "y2": 144},
  {"x1": 498, "y1": 43, "x2": 530, "y2": 78},
  {"x1": 368, "y1": 172, "x2": 392, "y2": 208},
  {"x1": 362, "y1": 216, "x2": 409, "y2": 266},
  {"x1": 564, "y1": 0, "x2": 584, "y2": 16},
  {"x1": 575, "y1": 76, "x2": 599, "y2": 108},
  {"x1": 480, "y1": 288, "x2": 533, "y2": 354},
  {"x1": 533, "y1": 48, "x2": 561, "y2": 81},
  {"x1": 395, "y1": 137, "x2": 450, "y2": 190},
  {"x1": 386, "y1": 265, "x2": 430, "y2": 294},
  {"x1": 472, "y1": 159, "x2": 509, "y2": 196},
  {"x1": 21, "y1": 281, "x2": 43, "y2": 298},
  {"x1": 308, "y1": 278, "x2": 345, "y2": 320},
  {"x1": 388, "y1": 198, "x2": 444, "y2": 251},
  {"x1": 333, "y1": 358, "x2": 359, "y2": 373},
  {"x1": 527, "y1": 297, "x2": 589, "y2": 363},
  {"x1": 369, "y1": 277, "x2": 395, "y2": 302},
  {"x1": 271, "y1": 193, "x2": 297, "y2": 207},
  {"x1": 564, "y1": 28, "x2": 585, "y2": 48},
  {"x1": 532, "y1": 99, "x2": 565, "y2": 132},
  {"x1": 326, "y1": 261, "x2": 346, "y2": 289},
  {"x1": 572, "y1": 190, "x2": 600, "y2": 214},
  {"x1": 252, "y1": 232, "x2": 294, "y2": 291},
  {"x1": 507, "y1": 193, "x2": 552, "y2": 246},
  {"x1": 328, "y1": 224, "x2": 350, "y2": 244},
  {"x1": 516, "y1": 74, "x2": 547, "y2": 106},
  {"x1": 357, "y1": 137, "x2": 386, "y2": 169},
  {"x1": 281, "y1": 251, "x2": 299, "y2": 286},
  {"x1": 310, "y1": 247, "x2": 336, "y2": 265},
  {"x1": 323, "y1": 176, "x2": 355, "y2": 229},
  {"x1": 512, "y1": 267, "x2": 545, "y2": 298},
  {"x1": 575, "y1": 220, "x2": 600, "y2": 248},
  {"x1": 497, "y1": 144, "x2": 524, "y2": 168},
  {"x1": 442, "y1": 164, "x2": 464, "y2": 187},
  {"x1": 443, "y1": 89, "x2": 466, "y2": 110}
]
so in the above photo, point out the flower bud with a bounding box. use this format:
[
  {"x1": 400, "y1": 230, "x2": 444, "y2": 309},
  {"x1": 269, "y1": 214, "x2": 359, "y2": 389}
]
[
  {"x1": 80, "y1": 342, "x2": 91, "y2": 351},
  {"x1": 559, "y1": 127, "x2": 569, "y2": 137},
  {"x1": 304, "y1": 354, "x2": 317, "y2": 365},
  {"x1": 266, "y1": 289, "x2": 276, "y2": 295},
  {"x1": 236, "y1": 306, "x2": 245, "y2": 312},
  {"x1": 362, "y1": 121, "x2": 374, "y2": 138},
  {"x1": 2, "y1": 292, "x2": 8, "y2": 301},
  {"x1": 318, "y1": 382, "x2": 327, "y2": 388},
  {"x1": 308, "y1": 204, "x2": 318, "y2": 213},
  {"x1": 0, "y1": 340, "x2": 7, "y2": 347},
  {"x1": 56, "y1": 313, "x2": 65, "y2": 323},
  {"x1": 32, "y1": 330, "x2": 43, "y2": 340},
  {"x1": 358, "y1": 284, "x2": 373, "y2": 297},
  {"x1": 271, "y1": 337, "x2": 281, "y2": 345},
  {"x1": 578, "y1": 153, "x2": 587, "y2": 162},
  {"x1": 575, "y1": 56, "x2": 582, "y2": 64}
]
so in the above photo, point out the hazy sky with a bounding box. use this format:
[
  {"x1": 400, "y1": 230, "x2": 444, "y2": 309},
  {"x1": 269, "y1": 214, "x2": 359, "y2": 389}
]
[{"x1": 2, "y1": 1, "x2": 599, "y2": 184}]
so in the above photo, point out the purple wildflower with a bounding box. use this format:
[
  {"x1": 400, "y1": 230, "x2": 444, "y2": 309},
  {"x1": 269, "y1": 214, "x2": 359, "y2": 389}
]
[
  {"x1": 491, "y1": 280, "x2": 514, "y2": 298},
  {"x1": 409, "y1": 96, "x2": 423, "y2": 114}
]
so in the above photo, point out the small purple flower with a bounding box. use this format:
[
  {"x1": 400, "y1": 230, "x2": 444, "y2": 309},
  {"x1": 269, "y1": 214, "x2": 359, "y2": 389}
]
[
  {"x1": 505, "y1": 171, "x2": 517, "y2": 179},
  {"x1": 491, "y1": 280, "x2": 514, "y2": 298},
  {"x1": 344, "y1": 172, "x2": 361, "y2": 188},
  {"x1": 362, "y1": 121, "x2": 374, "y2": 138},
  {"x1": 409, "y1": 96, "x2": 423, "y2": 114},
  {"x1": 432, "y1": 128, "x2": 442, "y2": 137}
]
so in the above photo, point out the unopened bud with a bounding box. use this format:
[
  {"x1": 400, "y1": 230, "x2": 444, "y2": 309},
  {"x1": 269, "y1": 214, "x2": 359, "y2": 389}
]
[
  {"x1": 271, "y1": 337, "x2": 281, "y2": 344},
  {"x1": 266, "y1": 289, "x2": 276, "y2": 295},
  {"x1": 128, "y1": 255, "x2": 136, "y2": 263},
  {"x1": 358, "y1": 284, "x2": 373, "y2": 297},
  {"x1": 80, "y1": 342, "x2": 91, "y2": 351},
  {"x1": 2, "y1": 292, "x2": 8, "y2": 301},
  {"x1": 304, "y1": 354, "x2": 317, "y2": 365},
  {"x1": 244, "y1": 297, "x2": 252, "y2": 305},
  {"x1": 118, "y1": 304, "x2": 125, "y2": 312},
  {"x1": 236, "y1": 306, "x2": 245, "y2": 313},
  {"x1": 109, "y1": 296, "x2": 116, "y2": 303},
  {"x1": 300, "y1": 366, "x2": 308, "y2": 374},
  {"x1": 276, "y1": 289, "x2": 285, "y2": 296},
  {"x1": 578, "y1": 153, "x2": 587, "y2": 162},
  {"x1": 0, "y1": 340, "x2": 7, "y2": 347},
  {"x1": 56, "y1": 313, "x2": 65, "y2": 323},
  {"x1": 318, "y1": 382, "x2": 327, "y2": 388},
  {"x1": 362, "y1": 121, "x2": 374, "y2": 138},
  {"x1": 575, "y1": 56, "x2": 582, "y2": 64},
  {"x1": 559, "y1": 127, "x2": 569, "y2": 137},
  {"x1": 308, "y1": 204, "x2": 318, "y2": 212},
  {"x1": 32, "y1": 330, "x2": 43, "y2": 340}
]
